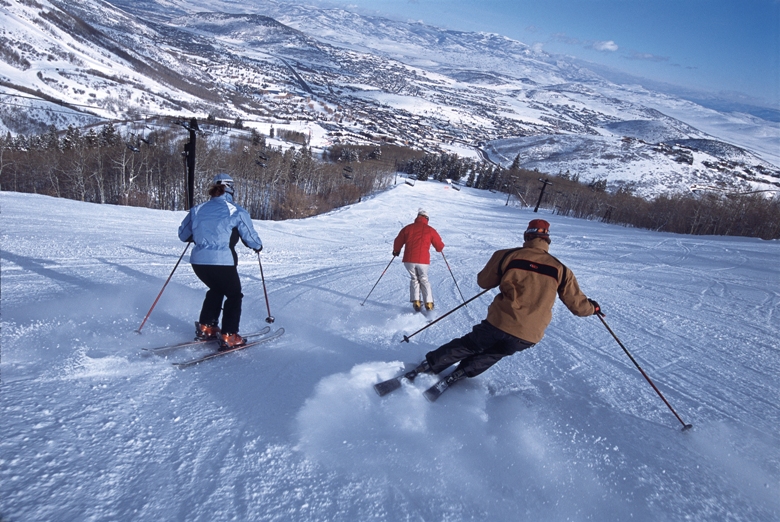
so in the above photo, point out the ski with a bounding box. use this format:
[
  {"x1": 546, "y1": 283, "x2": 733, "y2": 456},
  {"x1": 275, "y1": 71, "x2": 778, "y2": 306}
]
[
  {"x1": 172, "y1": 328, "x2": 284, "y2": 368},
  {"x1": 143, "y1": 326, "x2": 271, "y2": 353},
  {"x1": 375, "y1": 367, "x2": 463, "y2": 401},
  {"x1": 374, "y1": 375, "x2": 404, "y2": 396},
  {"x1": 373, "y1": 362, "x2": 423, "y2": 396},
  {"x1": 423, "y1": 370, "x2": 465, "y2": 402},
  {"x1": 423, "y1": 377, "x2": 451, "y2": 402}
]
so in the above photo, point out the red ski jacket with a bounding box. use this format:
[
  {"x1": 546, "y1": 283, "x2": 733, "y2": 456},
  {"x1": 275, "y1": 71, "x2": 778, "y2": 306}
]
[{"x1": 393, "y1": 216, "x2": 445, "y2": 264}]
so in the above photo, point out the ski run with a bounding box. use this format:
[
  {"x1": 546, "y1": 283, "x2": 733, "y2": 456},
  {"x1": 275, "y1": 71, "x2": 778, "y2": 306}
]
[{"x1": 1, "y1": 182, "x2": 779, "y2": 521}]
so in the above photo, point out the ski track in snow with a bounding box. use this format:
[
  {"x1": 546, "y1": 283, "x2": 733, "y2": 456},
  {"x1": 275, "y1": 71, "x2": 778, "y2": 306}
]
[{"x1": 1, "y1": 184, "x2": 779, "y2": 521}]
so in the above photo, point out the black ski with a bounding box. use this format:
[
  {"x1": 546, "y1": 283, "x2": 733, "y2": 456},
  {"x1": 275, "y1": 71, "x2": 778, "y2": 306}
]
[
  {"x1": 374, "y1": 375, "x2": 404, "y2": 396},
  {"x1": 172, "y1": 328, "x2": 284, "y2": 368},
  {"x1": 423, "y1": 377, "x2": 451, "y2": 402},
  {"x1": 375, "y1": 368, "x2": 463, "y2": 401},
  {"x1": 373, "y1": 362, "x2": 426, "y2": 396},
  {"x1": 423, "y1": 370, "x2": 465, "y2": 402},
  {"x1": 143, "y1": 326, "x2": 271, "y2": 354}
]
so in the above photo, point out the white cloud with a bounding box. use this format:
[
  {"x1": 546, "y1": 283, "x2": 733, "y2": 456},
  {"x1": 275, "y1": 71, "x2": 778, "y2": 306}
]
[
  {"x1": 626, "y1": 50, "x2": 669, "y2": 62},
  {"x1": 553, "y1": 33, "x2": 618, "y2": 52},
  {"x1": 592, "y1": 40, "x2": 618, "y2": 52}
]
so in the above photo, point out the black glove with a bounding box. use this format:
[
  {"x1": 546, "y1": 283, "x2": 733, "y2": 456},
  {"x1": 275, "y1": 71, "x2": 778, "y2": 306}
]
[
  {"x1": 392, "y1": 251, "x2": 399, "y2": 257},
  {"x1": 588, "y1": 299, "x2": 604, "y2": 317}
]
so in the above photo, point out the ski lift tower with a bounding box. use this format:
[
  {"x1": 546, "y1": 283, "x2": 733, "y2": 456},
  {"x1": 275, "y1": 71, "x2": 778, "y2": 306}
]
[
  {"x1": 534, "y1": 178, "x2": 553, "y2": 212},
  {"x1": 181, "y1": 118, "x2": 199, "y2": 210}
]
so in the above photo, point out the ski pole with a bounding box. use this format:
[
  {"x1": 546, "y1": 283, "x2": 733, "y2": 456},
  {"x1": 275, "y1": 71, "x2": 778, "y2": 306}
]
[
  {"x1": 137, "y1": 242, "x2": 191, "y2": 333},
  {"x1": 257, "y1": 251, "x2": 275, "y2": 323},
  {"x1": 402, "y1": 288, "x2": 491, "y2": 343},
  {"x1": 441, "y1": 251, "x2": 466, "y2": 304},
  {"x1": 361, "y1": 256, "x2": 396, "y2": 306},
  {"x1": 597, "y1": 314, "x2": 693, "y2": 431}
]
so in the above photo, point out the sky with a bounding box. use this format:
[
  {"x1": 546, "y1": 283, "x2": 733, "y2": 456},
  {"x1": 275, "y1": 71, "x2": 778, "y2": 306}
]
[
  {"x1": 301, "y1": 0, "x2": 780, "y2": 109},
  {"x1": 2, "y1": 183, "x2": 780, "y2": 520}
]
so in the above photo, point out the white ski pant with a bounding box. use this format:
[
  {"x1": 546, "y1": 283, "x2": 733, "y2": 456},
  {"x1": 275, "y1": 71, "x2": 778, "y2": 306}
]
[{"x1": 404, "y1": 262, "x2": 433, "y2": 304}]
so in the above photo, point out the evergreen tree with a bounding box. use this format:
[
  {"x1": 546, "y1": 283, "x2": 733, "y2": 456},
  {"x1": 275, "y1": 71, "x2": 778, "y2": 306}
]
[{"x1": 100, "y1": 123, "x2": 119, "y2": 146}]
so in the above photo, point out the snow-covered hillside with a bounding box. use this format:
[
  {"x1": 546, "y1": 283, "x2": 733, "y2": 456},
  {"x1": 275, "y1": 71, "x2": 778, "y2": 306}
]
[
  {"x1": 1, "y1": 183, "x2": 778, "y2": 520},
  {"x1": 1, "y1": 0, "x2": 779, "y2": 195}
]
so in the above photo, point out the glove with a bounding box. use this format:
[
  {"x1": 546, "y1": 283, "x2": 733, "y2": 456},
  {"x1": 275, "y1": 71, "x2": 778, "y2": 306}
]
[
  {"x1": 588, "y1": 299, "x2": 604, "y2": 317},
  {"x1": 254, "y1": 245, "x2": 263, "y2": 253},
  {"x1": 392, "y1": 251, "x2": 399, "y2": 257}
]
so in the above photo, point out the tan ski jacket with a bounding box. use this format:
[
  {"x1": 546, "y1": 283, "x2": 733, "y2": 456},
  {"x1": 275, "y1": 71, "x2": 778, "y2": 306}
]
[{"x1": 477, "y1": 238, "x2": 596, "y2": 343}]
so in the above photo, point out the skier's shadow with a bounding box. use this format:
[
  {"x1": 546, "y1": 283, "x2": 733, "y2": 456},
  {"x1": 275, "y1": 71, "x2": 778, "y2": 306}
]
[{"x1": 1, "y1": 249, "x2": 95, "y2": 290}]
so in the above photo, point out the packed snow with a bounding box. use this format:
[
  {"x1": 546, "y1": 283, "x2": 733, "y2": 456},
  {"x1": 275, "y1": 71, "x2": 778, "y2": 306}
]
[{"x1": 1, "y1": 181, "x2": 779, "y2": 521}]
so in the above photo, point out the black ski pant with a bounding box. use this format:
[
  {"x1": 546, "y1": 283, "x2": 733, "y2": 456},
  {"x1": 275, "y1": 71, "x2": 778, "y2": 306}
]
[
  {"x1": 425, "y1": 320, "x2": 534, "y2": 378},
  {"x1": 192, "y1": 264, "x2": 243, "y2": 334}
]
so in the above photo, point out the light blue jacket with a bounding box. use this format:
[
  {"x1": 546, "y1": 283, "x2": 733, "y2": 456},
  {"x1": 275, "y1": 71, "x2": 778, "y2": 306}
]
[{"x1": 178, "y1": 194, "x2": 263, "y2": 266}]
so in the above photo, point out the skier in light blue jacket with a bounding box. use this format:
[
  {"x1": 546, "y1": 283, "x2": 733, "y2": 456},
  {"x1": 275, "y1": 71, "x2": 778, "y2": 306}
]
[{"x1": 178, "y1": 173, "x2": 263, "y2": 350}]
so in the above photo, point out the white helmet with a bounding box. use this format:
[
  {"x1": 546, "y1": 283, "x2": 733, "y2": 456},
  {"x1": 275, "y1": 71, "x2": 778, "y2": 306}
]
[{"x1": 212, "y1": 173, "x2": 234, "y2": 194}]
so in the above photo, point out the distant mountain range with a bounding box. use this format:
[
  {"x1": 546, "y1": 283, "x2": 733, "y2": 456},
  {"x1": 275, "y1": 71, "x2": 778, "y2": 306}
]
[{"x1": 1, "y1": 0, "x2": 778, "y2": 196}]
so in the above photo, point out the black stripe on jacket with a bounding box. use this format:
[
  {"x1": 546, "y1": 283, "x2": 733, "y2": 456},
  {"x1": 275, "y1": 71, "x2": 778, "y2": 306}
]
[{"x1": 504, "y1": 259, "x2": 559, "y2": 281}]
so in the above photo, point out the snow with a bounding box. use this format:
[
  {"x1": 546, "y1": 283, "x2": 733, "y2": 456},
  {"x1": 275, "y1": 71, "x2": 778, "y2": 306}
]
[
  {"x1": 2, "y1": 182, "x2": 779, "y2": 521},
  {"x1": 597, "y1": 84, "x2": 780, "y2": 167}
]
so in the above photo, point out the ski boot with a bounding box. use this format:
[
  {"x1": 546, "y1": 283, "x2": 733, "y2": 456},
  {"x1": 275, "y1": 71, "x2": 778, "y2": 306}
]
[
  {"x1": 218, "y1": 332, "x2": 247, "y2": 351},
  {"x1": 195, "y1": 322, "x2": 220, "y2": 340},
  {"x1": 403, "y1": 359, "x2": 431, "y2": 382},
  {"x1": 412, "y1": 300, "x2": 422, "y2": 312},
  {"x1": 425, "y1": 302, "x2": 434, "y2": 311},
  {"x1": 445, "y1": 368, "x2": 466, "y2": 385},
  {"x1": 423, "y1": 368, "x2": 467, "y2": 402}
]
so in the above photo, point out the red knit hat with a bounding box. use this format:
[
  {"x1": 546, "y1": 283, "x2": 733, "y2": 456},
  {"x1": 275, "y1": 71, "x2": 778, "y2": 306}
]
[{"x1": 524, "y1": 219, "x2": 551, "y2": 242}]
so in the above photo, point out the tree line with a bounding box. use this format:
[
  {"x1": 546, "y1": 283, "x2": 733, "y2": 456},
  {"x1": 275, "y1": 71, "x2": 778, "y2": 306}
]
[
  {"x1": 0, "y1": 123, "x2": 406, "y2": 220},
  {"x1": 1, "y1": 123, "x2": 778, "y2": 239},
  {"x1": 398, "y1": 152, "x2": 780, "y2": 240}
]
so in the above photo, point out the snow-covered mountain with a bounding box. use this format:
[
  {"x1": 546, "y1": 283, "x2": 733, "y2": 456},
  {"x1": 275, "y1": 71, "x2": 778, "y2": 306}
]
[
  {"x1": 2, "y1": 184, "x2": 779, "y2": 520},
  {"x1": 1, "y1": 0, "x2": 778, "y2": 196}
]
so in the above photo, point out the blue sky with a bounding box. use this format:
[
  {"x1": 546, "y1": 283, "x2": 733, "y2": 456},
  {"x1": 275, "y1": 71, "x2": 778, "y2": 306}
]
[{"x1": 302, "y1": 0, "x2": 780, "y2": 109}]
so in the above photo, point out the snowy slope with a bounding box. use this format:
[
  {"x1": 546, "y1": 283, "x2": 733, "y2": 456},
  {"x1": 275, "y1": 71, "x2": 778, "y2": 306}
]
[{"x1": 1, "y1": 184, "x2": 779, "y2": 521}]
